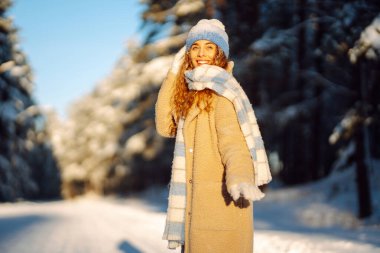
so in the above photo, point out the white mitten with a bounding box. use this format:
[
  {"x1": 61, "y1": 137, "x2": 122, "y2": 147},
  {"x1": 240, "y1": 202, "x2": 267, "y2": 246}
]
[
  {"x1": 170, "y1": 46, "x2": 186, "y2": 74},
  {"x1": 229, "y1": 183, "x2": 265, "y2": 201}
]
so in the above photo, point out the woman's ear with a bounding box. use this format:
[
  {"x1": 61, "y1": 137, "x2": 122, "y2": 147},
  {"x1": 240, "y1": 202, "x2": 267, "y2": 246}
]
[{"x1": 226, "y1": 61, "x2": 234, "y2": 74}]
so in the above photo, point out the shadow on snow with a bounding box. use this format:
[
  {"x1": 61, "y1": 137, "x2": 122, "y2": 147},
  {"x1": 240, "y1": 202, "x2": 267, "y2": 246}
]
[{"x1": 118, "y1": 240, "x2": 142, "y2": 253}]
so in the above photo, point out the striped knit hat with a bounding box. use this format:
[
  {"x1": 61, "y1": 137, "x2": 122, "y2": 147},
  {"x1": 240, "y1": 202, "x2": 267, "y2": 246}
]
[{"x1": 186, "y1": 19, "x2": 229, "y2": 58}]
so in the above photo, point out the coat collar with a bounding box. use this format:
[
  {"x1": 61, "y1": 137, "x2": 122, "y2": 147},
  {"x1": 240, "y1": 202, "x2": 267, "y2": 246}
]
[
  {"x1": 184, "y1": 93, "x2": 219, "y2": 127},
  {"x1": 185, "y1": 103, "x2": 201, "y2": 126}
]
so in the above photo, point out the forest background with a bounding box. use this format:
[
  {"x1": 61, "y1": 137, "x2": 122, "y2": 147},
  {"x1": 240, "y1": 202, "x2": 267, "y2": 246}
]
[{"x1": 1, "y1": 0, "x2": 379, "y2": 223}]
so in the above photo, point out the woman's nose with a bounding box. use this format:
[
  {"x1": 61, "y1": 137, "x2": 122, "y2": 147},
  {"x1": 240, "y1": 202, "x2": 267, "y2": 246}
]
[{"x1": 198, "y1": 47, "x2": 205, "y2": 57}]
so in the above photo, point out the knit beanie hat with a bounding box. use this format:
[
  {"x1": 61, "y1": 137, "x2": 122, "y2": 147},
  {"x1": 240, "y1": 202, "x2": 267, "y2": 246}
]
[{"x1": 186, "y1": 19, "x2": 229, "y2": 58}]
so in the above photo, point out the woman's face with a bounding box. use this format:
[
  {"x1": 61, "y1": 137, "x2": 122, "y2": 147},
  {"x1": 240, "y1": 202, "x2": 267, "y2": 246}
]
[{"x1": 189, "y1": 40, "x2": 217, "y2": 67}]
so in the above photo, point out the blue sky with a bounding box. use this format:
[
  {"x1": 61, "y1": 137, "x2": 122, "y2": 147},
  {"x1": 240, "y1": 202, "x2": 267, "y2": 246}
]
[{"x1": 9, "y1": 0, "x2": 143, "y2": 117}]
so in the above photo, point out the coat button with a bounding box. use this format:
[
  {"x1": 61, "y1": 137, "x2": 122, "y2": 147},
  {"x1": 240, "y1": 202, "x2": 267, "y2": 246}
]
[
  {"x1": 188, "y1": 211, "x2": 191, "y2": 215},
  {"x1": 189, "y1": 148, "x2": 193, "y2": 153},
  {"x1": 189, "y1": 179, "x2": 192, "y2": 184}
]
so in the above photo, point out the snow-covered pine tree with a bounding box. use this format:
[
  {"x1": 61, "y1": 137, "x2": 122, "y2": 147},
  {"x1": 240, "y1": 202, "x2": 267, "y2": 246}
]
[
  {"x1": 0, "y1": 0, "x2": 60, "y2": 201},
  {"x1": 219, "y1": 0, "x2": 379, "y2": 218},
  {"x1": 218, "y1": 0, "x2": 380, "y2": 187},
  {"x1": 328, "y1": 13, "x2": 380, "y2": 218},
  {"x1": 50, "y1": 0, "x2": 229, "y2": 198}
]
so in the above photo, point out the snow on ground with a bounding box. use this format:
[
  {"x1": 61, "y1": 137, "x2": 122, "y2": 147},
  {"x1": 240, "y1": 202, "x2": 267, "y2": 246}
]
[
  {"x1": 0, "y1": 166, "x2": 379, "y2": 253},
  {"x1": 0, "y1": 195, "x2": 175, "y2": 253},
  {"x1": 254, "y1": 185, "x2": 380, "y2": 253}
]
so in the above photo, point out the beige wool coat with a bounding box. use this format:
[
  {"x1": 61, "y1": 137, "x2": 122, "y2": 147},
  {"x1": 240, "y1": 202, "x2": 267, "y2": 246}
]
[{"x1": 156, "y1": 71, "x2": 255, "y2": 253}]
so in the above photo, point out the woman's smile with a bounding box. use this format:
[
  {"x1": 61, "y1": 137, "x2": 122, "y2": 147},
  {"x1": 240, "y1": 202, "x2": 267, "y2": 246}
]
[{"x1": 196, "y1": 59, "x2": 211, "y2": 65}]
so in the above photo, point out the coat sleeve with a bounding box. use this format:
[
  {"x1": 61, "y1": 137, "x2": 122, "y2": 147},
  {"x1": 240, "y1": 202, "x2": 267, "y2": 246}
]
[
  {"x1": 215, "y1": 96, "x2": 255, "y2": 190},
  {"x1": 155, "y1": 70, "x2": 177, "y2": 138}
]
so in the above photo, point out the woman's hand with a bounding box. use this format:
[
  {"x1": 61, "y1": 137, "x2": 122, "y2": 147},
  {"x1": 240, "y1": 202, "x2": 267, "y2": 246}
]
[
  {"x1": 170, "y1": 46, "x2": 186, "y2": 74},
  {"x1": 226, "y1": 61, "x2": 234, "y2": 74},
  {"x1": 229, "y1": 182, "x2": 265, "y2": 201}
]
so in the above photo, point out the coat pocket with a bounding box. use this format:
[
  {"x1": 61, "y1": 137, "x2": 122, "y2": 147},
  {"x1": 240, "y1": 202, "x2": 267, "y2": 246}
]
[{"x1": 192, "y1": 182, "x2": 237, "y2": 231}]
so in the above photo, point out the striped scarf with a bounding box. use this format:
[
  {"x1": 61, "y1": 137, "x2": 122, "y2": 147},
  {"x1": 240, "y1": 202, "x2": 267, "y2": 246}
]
[
  {"x1": 163, "y1": 64, "x2": 272, "y2": 249},
  {"x1": 162, "y1": 119, "x2": 186, "y2": 249}
]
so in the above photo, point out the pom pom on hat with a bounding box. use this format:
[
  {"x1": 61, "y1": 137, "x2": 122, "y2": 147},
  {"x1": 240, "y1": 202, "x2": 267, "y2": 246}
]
[
  {"x1": 186, "y1": 19, "x2": 229, "y2": 58},
  {"x1": 198, "y1": 19, "x2": 225, "y2": 30}
]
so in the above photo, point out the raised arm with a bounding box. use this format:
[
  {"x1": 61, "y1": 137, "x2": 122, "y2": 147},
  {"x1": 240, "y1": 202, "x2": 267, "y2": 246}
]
[
  {"x1": 155, "y1": 71, "x2": 177, "y2": 138},
  {"x1": 155, "y1": 47, "x2": 185, "y2": 138}
]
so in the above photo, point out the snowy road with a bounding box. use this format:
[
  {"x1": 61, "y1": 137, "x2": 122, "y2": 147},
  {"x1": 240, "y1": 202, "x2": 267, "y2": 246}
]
[
  {"x1": 0, "y1": 197, "x2": 172, "y2": 253},
  {"x1": 0, "y1": 195, "x2": 379, "y2": 253}
]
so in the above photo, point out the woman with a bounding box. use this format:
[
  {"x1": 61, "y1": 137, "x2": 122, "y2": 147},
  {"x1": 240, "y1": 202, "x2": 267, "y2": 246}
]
[{"x1": 155, "y1": 19, "x2": 271, "y2": 253}]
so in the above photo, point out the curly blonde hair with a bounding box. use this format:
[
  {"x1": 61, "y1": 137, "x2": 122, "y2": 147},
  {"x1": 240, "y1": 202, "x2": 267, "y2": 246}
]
[{"x1": 169, "y1": 46, "x2": 228, "y2": 135}]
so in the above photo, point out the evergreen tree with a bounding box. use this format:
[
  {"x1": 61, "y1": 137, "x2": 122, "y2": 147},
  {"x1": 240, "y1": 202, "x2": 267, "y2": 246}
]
[
  {"x1": 0, "y1": 0, "x2": 60, "y2": 201},
  {"x1": 54, "y1": 0, "x2": 213, "y2": 198}
]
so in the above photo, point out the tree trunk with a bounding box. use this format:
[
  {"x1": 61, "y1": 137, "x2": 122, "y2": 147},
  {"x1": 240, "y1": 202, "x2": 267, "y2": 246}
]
[
  {"x1": 352, "y1": 61, "x2": 372, "y2": 218},
  {"x1": 354, "y1": 123, "x2": 372, "y2": 218},
  {"x1": 310, "y1": 0, "x2": 324, "y2": 180},
  {"x1": 296, "y1": 0, "x2": 306, "y2": 90}
]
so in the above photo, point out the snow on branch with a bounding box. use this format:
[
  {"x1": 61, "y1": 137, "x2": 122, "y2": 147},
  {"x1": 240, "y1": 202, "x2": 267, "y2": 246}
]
[
  {"x1": 250, "y1": 28, "x2": 295, "y2": 53},
  {"x1": 175, "y1": 0, "x2": 204, "y2": 17},
  {"x1": 251, "y1": 16, "x2": 335, "y2": 53},
  {"x1": 0, "y1": 16, "x2": 13, "y2": 32},
  {"x1": 273, "y1": 97, "x2": 319, "y2": 128},
  {"x1": 143, "y1": 0, "x2": 204, "y2": 23},
  {"x1": 133, "y1": 33, "x2": 186, "y2": 61},
  {"x1": 349, "y1": 14, "x2": 380, "y2": 63},
  {"x1": 329, "y1": 108, "x2": 362, "y2": 145},
  {"x1": 300, "y1": 70, "x2": 355, "y2": 96}
]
